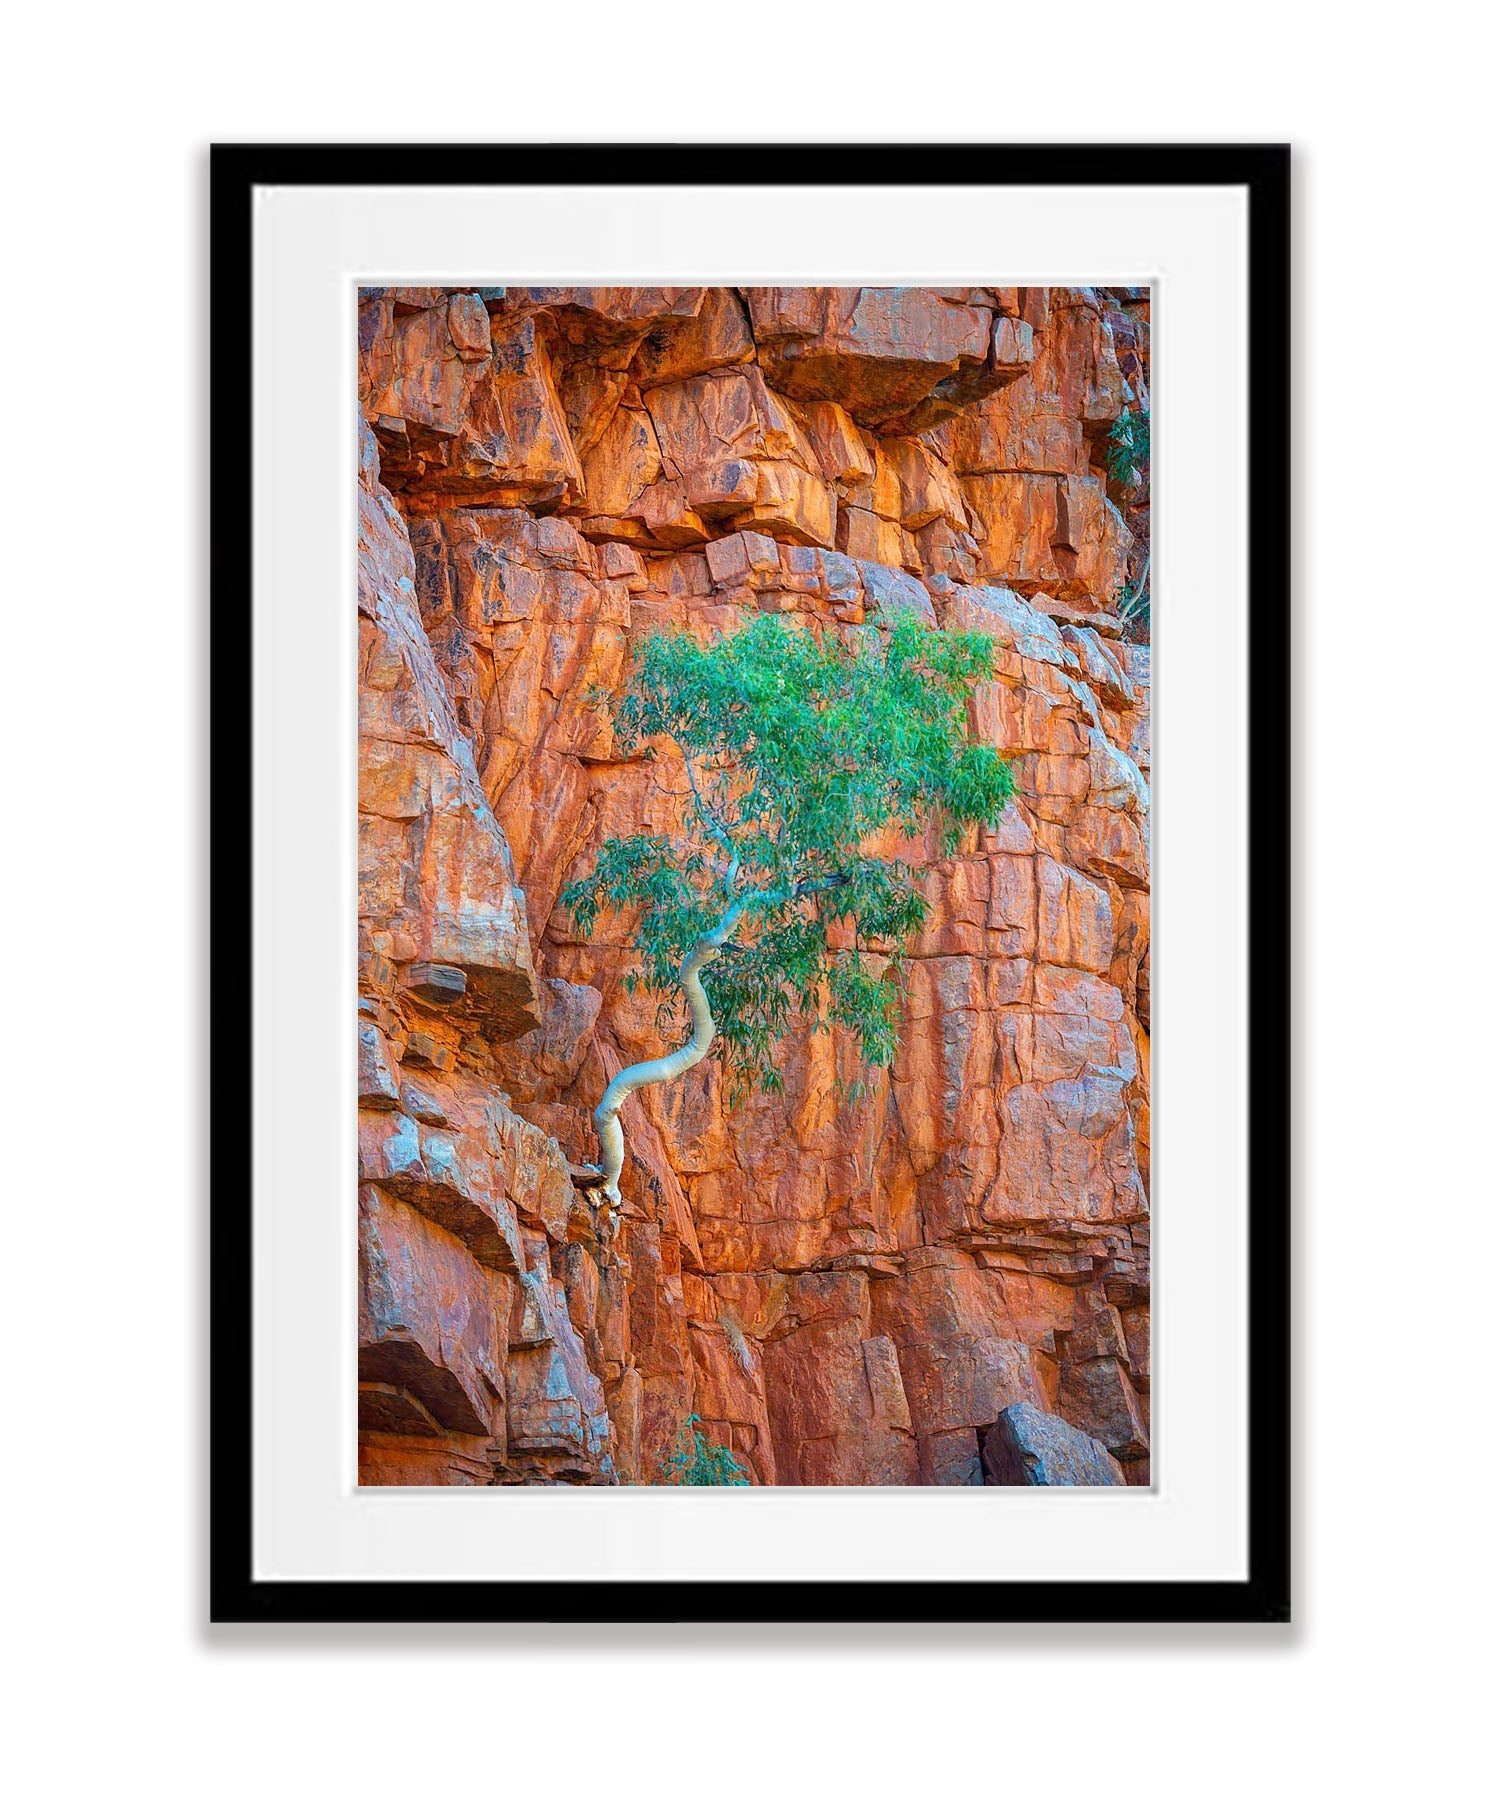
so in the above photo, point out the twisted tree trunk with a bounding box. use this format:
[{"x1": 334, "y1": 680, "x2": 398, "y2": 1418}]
[{"x1": 591, "y1": 899, "x2": 745, "y2": 1249}]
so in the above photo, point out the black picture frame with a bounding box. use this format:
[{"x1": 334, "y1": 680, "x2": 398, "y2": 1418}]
[{"x1": 210, "y1": 142, "x2": 1290, "y2": 1626}]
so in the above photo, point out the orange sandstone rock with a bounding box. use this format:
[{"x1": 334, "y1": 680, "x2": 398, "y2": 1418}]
[{"x1": 355, "y1": 288, "x2": 1151, "y2": 1488}]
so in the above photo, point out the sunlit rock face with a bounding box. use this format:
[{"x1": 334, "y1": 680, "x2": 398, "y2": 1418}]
[{"x1": 356, "y1": 286, "x2": 1152, "y2": 1487}]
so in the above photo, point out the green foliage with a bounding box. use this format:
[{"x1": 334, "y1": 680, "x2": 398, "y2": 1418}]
[
  {"x1": 1104, "y1": 406, "x2": 1150, "y2": 488},
  {"x1": 561, "y1": 609, "x2": 1014, "y2": 1100},
  {"x1": 658, "y1": 1414, "x2": 751, "y2": 1486},
  {"x1": 1105, "y1": 406, "x2": 1150, "y2": 636}
]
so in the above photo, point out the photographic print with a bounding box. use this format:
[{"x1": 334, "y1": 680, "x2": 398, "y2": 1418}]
[{"x1": 356, "y1": 283, "x2": 1154, "y2": 1490}]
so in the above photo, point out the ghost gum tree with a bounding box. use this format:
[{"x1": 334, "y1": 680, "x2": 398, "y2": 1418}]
[{"x1": 561, "y1": 608, "x2": 1014, "y2": 1249}]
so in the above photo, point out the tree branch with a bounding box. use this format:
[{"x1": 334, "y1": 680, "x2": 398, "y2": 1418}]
[
  {"x1": 680, "y1": 746, "x2": 740, "y2": 896},
  {"x1": 792, "y1": 871, "x2": 851, "y2": 900}
]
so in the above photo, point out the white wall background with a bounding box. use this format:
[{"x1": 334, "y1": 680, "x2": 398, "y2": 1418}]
[{"x1": 4, "y1": 5, "x2": 1492, "y2": 1795}]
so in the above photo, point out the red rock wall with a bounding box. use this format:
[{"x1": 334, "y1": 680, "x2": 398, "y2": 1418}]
[{"x1": 356, "y1": 286, "x2": 1151, "y2": 1487}]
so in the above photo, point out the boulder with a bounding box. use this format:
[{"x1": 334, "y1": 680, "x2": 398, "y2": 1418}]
[{"x1": 981, "y1": 1401, "x2": 1127, "y2": 1486}]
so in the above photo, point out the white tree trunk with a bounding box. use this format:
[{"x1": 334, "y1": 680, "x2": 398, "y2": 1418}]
[{"x1": 591, "y1": 901, "x2": 744, "y2": 1249}]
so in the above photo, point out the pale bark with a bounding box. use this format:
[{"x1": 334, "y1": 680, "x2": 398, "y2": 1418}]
[{"x1": 592, "y1": 898, "x2": 745, "y2": 1246}]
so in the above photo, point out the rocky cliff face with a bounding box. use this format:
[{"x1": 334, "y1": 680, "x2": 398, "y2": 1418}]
[{"x1": 356, "y1": 285, "x2": 1151, "y2": 1487}]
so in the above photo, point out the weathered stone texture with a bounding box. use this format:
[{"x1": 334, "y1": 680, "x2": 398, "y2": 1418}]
[
  {"x1": 356, "y1": 287, "x2": 1151, "y2": 1486},
  {"x1": 981, "y1": 1401, "x2": 1127, "y2": 1486}
]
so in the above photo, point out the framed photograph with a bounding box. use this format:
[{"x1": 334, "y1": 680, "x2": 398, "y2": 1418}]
[{"x1": 212, "y1": 143, "x2": 1289, "y2": 1623}]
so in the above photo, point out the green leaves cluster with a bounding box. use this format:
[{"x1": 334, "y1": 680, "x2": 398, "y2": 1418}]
[
  {"x1": 658, "y1": 1414, "x2": 751, "y2": 1486},
  {"x1": 561, "y1": 608, "x2": 1014, "y2": 1101},
  {"x1": 1104, "y1": 405, "x2": 1150, "y2": 488}
]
